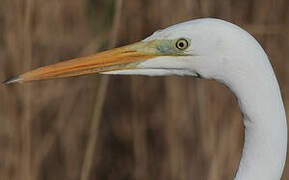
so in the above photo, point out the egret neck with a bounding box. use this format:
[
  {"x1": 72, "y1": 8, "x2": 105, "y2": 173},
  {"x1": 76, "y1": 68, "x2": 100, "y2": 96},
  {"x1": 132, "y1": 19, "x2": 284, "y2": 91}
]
[{"x1": 220, "y1": 49, "x2": 287, "y2": 180}]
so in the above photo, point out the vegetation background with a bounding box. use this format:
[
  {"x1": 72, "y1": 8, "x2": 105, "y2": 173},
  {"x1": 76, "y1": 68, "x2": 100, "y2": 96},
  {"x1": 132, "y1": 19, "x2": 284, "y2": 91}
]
[{"x1": 0, "y1": 0, "x2": 288, "y2": 179}]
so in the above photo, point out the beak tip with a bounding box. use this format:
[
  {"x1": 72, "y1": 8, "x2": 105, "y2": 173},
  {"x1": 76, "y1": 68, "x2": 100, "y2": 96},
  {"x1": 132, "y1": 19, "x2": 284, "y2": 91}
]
[{"x1": 2, "y1": 76, "x2": 21, "y2": 85}]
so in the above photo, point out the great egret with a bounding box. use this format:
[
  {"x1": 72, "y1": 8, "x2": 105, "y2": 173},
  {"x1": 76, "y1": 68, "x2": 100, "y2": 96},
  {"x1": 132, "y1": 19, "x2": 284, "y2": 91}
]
[{"x1": 3, "y1": 18, "x2": 287, "y2": 180}]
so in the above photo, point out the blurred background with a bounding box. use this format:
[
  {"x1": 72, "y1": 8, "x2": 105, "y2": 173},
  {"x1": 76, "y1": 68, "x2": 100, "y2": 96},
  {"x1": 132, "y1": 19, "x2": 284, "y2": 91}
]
[{"x1": 0, "y1": 0, "x2": 288, "y2": 179}]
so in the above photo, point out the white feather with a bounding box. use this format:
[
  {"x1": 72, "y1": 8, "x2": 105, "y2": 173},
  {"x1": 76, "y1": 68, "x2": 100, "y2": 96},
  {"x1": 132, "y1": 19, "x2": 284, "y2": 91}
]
[{"x1": 105, "y1": 18, "x2": 287, "y2": 180}]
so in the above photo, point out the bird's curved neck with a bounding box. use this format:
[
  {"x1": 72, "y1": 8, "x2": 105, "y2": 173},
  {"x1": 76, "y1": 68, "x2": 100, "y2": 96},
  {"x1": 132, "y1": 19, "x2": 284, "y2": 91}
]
[{"x1": 223, "y1": 56, "x2": 287, "y2": 180}]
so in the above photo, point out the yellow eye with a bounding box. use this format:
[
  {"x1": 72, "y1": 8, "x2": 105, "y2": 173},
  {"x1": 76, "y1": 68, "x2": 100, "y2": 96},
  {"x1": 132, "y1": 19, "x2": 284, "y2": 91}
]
[{"x1": 175, "y1": 39, "x2": 189, "y2": 50}]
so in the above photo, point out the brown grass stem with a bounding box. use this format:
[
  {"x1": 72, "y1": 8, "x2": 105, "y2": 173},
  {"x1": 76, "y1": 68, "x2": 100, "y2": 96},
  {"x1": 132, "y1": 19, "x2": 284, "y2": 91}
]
[
  {"x1": 80, "y1": 1, "x2": 123, "y2": 180},
  {"x1": 22, "y1": 0, "x2": 34, "y2": 179}
]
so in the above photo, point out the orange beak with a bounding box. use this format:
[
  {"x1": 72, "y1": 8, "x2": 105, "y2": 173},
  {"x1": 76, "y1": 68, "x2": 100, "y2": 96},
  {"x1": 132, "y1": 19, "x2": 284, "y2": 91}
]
[{"x1": 3, "y1": 43, "x2": 157, "y2": 84}]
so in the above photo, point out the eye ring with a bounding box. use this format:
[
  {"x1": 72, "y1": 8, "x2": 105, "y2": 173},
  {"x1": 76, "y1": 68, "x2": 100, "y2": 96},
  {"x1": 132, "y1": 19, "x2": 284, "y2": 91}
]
[{"x1": 175, "y1": 38, "x2": 189, "y2": 50}]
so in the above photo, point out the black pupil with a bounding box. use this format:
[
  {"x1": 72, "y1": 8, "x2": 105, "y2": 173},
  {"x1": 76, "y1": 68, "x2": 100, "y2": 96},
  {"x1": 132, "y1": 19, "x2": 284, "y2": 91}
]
[{"x1": 179, "y1": 42, "x2": 184, "y2": 48}]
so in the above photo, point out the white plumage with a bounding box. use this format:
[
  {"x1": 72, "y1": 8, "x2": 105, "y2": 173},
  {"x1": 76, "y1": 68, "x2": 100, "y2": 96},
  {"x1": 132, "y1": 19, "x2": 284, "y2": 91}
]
[{"x1": 105, "y1": 19, "x2": 288, "y2": 180}]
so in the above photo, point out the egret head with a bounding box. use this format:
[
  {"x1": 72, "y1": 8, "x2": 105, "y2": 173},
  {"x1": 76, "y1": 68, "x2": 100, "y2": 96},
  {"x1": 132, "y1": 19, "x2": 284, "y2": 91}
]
[{"x1": 3, "y1": 18, "x2": 249, "y2": 84}]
